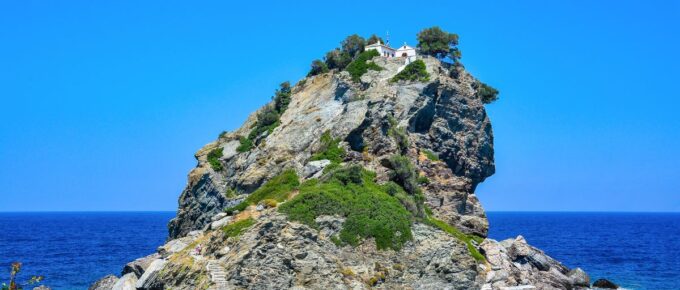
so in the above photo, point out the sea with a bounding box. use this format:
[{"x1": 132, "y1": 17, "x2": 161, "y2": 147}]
[{"x1": 0, "y1": 212, "x2": 678, "y2": 290}]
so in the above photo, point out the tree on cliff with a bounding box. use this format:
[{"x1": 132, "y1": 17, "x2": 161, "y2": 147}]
[
  {"x1": 308, "y1": 59, "x2": 329, "y2": 77},
  {"x1": 324, "y1": 49, "x2": 352, "y2": 70},
  {"x1": 341, "y1": 34, "x2": 366, "y2": 57},
  {"x1": 417, "y1": 26, "x2": 461, "y2": 62},
  {"x1": 367, "y1": 34, "x2": 384, "y2": 45}
]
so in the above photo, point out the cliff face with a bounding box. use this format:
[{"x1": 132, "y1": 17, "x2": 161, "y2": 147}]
[
  {"x1": 169, "y1": 56, "x2": 493, "y2": 240},
  {"x1": 92, "y1": 55, "x2": 592, "y2": 290}
]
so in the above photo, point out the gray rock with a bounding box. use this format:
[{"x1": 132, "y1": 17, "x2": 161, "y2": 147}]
[
  {"x1": 568, "y1": 268, "x2": 590, "y2": 287},
  {"x1": 157, "y1": 237, "x2": 193, "y2": 258},
  {"x1": 211, "y1": 212, "x2": 228, "y2": 222},
  {"x1": 168, "y1": 56, "x2": 494, "y2": 239},
  {"x1": 122, "y1": 253, "x2": 159, "y2": 278},
  {"x1": 111, "y1": 273, "x2": 137, "y2": 290},
  {"x1": 593, "y1": 278, "x2": 619, "y2": 289},
  {"x1": 302, "y1": 159, "x2": 331, "y2": 177},
  {"x1": 32, "y1": 286, "x2": 51, "y2": 290},
  {"x1": 210, "y1": 216, "x2": 232, "y2": 230},
  {"x1": 135, "y1": 259, "x2": 166, "y2": 290},
  {"x1": 89, "y1": 274, "x2": 117, "y2": 290}
]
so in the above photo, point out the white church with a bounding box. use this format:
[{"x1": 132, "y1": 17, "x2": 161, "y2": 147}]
[{"x1": 366, "y1": 40, "x2": 417, "y2": 64}]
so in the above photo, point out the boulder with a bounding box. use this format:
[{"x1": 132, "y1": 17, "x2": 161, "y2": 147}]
[
  {"x1": 302, "y1": 159, "x2": 331, "y2": 178},
  {"x1": 135, "y1": 259, "x2": 166, "y2": 290},
  {"x1": 32, "y1": 286, "x2": 51, "y2": 290},
  {"x1": 89, "y1": 274, "x2": 118, "y2": 290},
  {"x1": 111, "y1": 273, "x2": 137, "y2": 290},
  {"x1": 157, "y1": 237, "x2": 191, "y2": 258},
  {"x1": 567, "y1": 268, "x2": 590, "y2": 287},
  {"x1": 593, "y1": 278, "x2": 619, "y2": 289},
  {"x1": 122, "y1": 253, "x2": 160, "y2": 278},
  {"x1": 210, "y1": 216, "x2": 232, "y2": 230},
  {"x1": 211, "y1": 212, "x2": 228, "y2": 222}
]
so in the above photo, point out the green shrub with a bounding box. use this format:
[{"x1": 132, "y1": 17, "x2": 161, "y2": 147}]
[
  {"x1": 422, "y1": 149, "x2": 440, "y2": 161},
  {"x1": 311, "y1": 131, "x2": 346, "y2": 164},
  {"x1": 236, "y1": 82, "x2": 292, "y2": 152},
  {"x1": 425, "y1": 217, "x2": 486, "y2": 262},
  {"x1": 237, "y1": 136, "x2": 253, "y2": 152},
  {"x1": 345, "y1": 49, "x2": 382, "y2": 82},
  {"x1": 308, "y1": 59, "x2": 329, "y2": 77},
  {"x1": 387, "y1": 155, "x2": 418, "y2": 196},
  {"x1": 475, "y1": 81, "x2": 499, "y2": 104},
  {"x1": 390, "y1": 60, "x2": 429, "y2": 83},
  {"x1": 225, "y1": 169, "x2": 300, "y2": 214},
  {"x1": 387, "y1": 116, "x2": 409, "y2": 154},
  {"x1": 207, "y1": 148, "x2": 224, "y2": 171},
  {"x1": 245, "y1": 169, "x2": 300, "y2": 203},
  {"x1": 273, "y1": 81, "x2": 292, "y2": 114},
  {"x1": 416, "y1": 26, "x2": 461, "y2": 62},
  {"x1": 325, "y1": 49, "x2": 352, "y2": 70},
  {"x1": 279, "y1": 166, "x2": 413, "y2": 250},
  {"x1": 223, "y1": 217, "x2": 255, "y2": 238},
  {"x1": 417, "y1": 175, "x2": 430, "y2": 185}
]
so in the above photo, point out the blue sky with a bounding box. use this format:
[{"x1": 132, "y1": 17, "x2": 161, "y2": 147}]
[{"x1": 1, "y1": 1, "x2": 678, "y2": 212}]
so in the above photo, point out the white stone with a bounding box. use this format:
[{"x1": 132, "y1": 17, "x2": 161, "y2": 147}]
[
  {"x1": 302, "y1": 159, "x2": 331, "y2": 177},
  {"x1": 210, "y1": 216, "x2": 232, "y2": 230},
  {"x1": 111, "y1": 273, "x2": 137, "y2": 290},
  {"x1": 135, "y1": 259, "x2": 166, "y2": 289}
]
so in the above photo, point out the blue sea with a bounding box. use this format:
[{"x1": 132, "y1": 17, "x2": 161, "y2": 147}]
[{"x1": 0, "y1": 212, "x2": 678, "y2": 290}]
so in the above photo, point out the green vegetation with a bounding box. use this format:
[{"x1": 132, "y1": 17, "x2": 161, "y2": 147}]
[
  {"x1": 366, "y1": 34, "x2": 384, "y2": 45},
  {"x1": 225, "y1": 170, "x2": 300, "y2": 214},
  {"x1": 422, "y1": 149, "x2": 440, "y2": 161},
  {"x1": 308, "y1": 59, "x2": 329, "y2": 77},
  {"x1": 390, "y1": 60, "x2": 429, "y2": 83},
  {"x1": 425, "y1": 217, "x2": 486, "y2": 262},
  {"x1": 386, "y1": 155, "x2": 425, "y2": 217},
  {"x1": 346, "y1": 49, "x2": 382, "y2": 82},
  {"x1": 237, "y1": 136, "x2": 253, "y2": 152},
  {"x1": 237, "y1": 82, "x2": 292, "y2": 152},
  {"x1": 417, "y1": 26, "x2": 461, "y2": 62},
  {"x1": 475, "y1": 81, "x2": 499, "y2": 104},
  {"x1": 311, "y1": 131, "x2": 346, "y2": 164},
  {"x1": 207, "y1": 148, "x2": 224, "y2": 171},
  {"x1": 387, "y1": 116, "x2": 409, "y2": 154},
  {"x1": 279, "y1": 165, "x2": 413, "y2": 250},
  {"x1": 341, "y1": 34, "x2": 366, "y2": 58},
  {"x1": 223, "y1": 217, "x2": 256, "y2": 238},
  {"x1": 324, "y1": 49, "x2": 352, "y2": 70},
  {"x1": 417, "y1": 175, "x2": 430, "y2": 185}
]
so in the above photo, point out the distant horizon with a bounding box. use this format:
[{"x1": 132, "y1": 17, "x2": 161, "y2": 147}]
[
  {"x1": 1, "y1": 210, "x2": 679, "y2": 213},
  {"x1": 2, "y1": 0, "x2": 678, "y2": 212}
]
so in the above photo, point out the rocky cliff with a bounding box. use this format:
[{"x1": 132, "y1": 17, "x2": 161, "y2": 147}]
[{"x1": 92, "y1": 54, "x2": 596, "y2": 290}]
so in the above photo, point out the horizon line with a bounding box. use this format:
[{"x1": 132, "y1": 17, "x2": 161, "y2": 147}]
[{"x1": 0, "y1": 210, "x2": 678, "y2": 214}]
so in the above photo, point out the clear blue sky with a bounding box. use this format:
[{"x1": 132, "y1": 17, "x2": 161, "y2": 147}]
[{"x1": 1, "y1": 1, "x2": 678, "y2": 212}]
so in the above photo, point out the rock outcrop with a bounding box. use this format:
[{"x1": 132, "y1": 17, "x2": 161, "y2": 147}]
[{"x1": 93, "y1": 53, "x2": 603, "y2": 289}]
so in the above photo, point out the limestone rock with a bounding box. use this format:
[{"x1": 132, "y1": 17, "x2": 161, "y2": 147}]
[
  {"x1": 92, "y1": 53, "x2": 609, "y2": 290},
  {"x1": 135, "y1": 259, "x2": 166, "y2": 290},
  {"x1": 89, "y1": 274, "x2": 117, "y2": 290},
  {"x1": 302, "y1": 159, "x2": 331, "y2": 177},
  {"x1": 122, "y1": 253, "x2": 160, "y2": 278},
  {"x1": 111, "y1": 273, "x2": 137, "y2": 290}
]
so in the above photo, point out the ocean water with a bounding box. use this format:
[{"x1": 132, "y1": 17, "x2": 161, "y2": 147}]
[
  {"x1": 487, "y1": 212, "x2": 680, "y2": 290},
  {"x1": 0, "y1": 212, "x2": 677, "y2": 289},
  {"x1": 0, "y1": 212, "x2": 175, "y2": 290}
]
